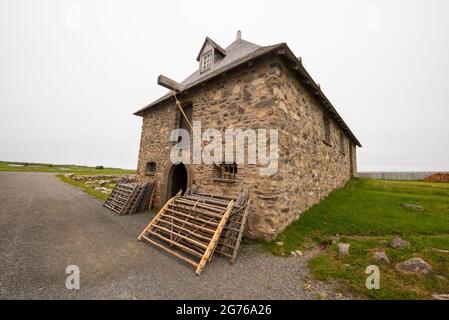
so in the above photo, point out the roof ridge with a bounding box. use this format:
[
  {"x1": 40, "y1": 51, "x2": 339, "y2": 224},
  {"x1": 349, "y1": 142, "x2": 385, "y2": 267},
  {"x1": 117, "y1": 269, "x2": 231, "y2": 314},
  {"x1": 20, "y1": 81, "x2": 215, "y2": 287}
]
[{"x1": 224, "y1": 38, "x2": 261, "y2": 50}]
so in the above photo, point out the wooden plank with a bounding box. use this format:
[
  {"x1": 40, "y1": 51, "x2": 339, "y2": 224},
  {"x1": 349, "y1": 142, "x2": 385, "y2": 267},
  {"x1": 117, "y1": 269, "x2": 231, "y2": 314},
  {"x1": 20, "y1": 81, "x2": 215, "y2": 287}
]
[
  {"x1": 183, "y1": 195, "x2": 229, "y2": 207},
  {"x1": 137, "y1": 194, "x2": 176, "y2": 240},
  {"x1": 146, "y1": 231, "x2": 203, "y2": 258},
  {"x1": 174, "y1": 198, "x2": 224, "y2": 213},
  {"x1": 157, "y1": 75, "x2": 185, "y2": 92},
  {"x1": 193, "y1": 192, "x2": 238, "y2": 201},
  {"x1": 230, "y1": 200, "x2": 251, "y2": 264},
  {"x1": 164, "y1": 208, "x2": 219, "y2": 227},
  {"x1": 160, "y1": 212, "x2": 216, "y2": 233},
  {"x1": 151, "y1": 224, "x2": 208, "y2": 249},
  {"x1": 169, "y1": 202, "x2": 223, "y2": 218},
  {"x1": 195, "y1": 200, "x2": 234, "y2": 275},
  {"x1": 141, "y1": 235, "x2": 198, "y2": 267},
  {"x1": 157, "y1": 218, "x2": 213, "y2": 242}
]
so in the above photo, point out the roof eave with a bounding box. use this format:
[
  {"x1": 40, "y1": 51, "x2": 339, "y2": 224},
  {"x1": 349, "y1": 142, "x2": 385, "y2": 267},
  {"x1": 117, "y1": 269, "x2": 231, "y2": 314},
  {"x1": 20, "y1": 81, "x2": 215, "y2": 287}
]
[{"x1": 276, "y1": 45, "x2": 362, "y2": 147}]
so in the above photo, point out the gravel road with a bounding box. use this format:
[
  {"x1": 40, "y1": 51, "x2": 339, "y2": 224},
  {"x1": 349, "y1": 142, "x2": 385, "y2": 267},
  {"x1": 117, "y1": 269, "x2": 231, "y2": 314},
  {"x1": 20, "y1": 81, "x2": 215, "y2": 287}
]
[{"x1": 0, "y1": 171, "x2": 342, "y2": 299}]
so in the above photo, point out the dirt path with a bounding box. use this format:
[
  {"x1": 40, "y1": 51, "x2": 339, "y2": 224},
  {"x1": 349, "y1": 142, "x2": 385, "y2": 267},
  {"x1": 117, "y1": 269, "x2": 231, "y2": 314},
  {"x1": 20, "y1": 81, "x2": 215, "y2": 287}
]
[{"x1": 0, "y1": 171, "x2": 342, "y2": 299}]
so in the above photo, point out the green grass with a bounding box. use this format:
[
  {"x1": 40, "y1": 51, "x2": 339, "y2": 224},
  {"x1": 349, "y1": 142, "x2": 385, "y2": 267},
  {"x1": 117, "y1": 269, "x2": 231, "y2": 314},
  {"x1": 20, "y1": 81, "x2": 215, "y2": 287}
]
[
  {"x1": 260, "y1": 178, "x2": 449, "y2": 299},
  {"x1": 57, "y1": 174, "x2": 113, "y2": 202},
  {"x1": 0, "y1": 160, "x2": 135, "y2": 175},
  {"x1": 1, "y1": 160, "x2": 135, "y2": 202}
]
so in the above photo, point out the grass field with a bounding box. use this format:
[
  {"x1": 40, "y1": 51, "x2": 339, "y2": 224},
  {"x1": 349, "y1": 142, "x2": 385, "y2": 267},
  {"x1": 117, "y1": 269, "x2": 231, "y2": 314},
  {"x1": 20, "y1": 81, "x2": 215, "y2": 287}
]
[
  {"x1": 1, "y1": 160, "x2": 135, "y2": 202},
  {"x1": 0, "y1": 161, "x2": 135, "y2": 175},
  {"x1": 56, "y1": 174, "x2": 115, "y2": 202},
  {"x1": 260, "y1": 178, "x2": 449, "y2": 299}
]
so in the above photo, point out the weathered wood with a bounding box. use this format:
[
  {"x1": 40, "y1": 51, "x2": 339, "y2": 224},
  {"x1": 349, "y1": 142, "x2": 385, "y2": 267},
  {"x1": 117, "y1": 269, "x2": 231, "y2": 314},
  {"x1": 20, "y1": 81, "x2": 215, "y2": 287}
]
[
  {"x1": 164, "y1": 208, "x2": 219, "y2": 227},
  {"x1": 173, "y1": 199, "x2": 224, "y2": 215},
  {"x1": 169, "y1": 202, "x2": 222, "y2": 219},
  {"x1": 137, "y1": 195, "x2": 175, "y2": 240},
  {"x1": 195, "y1": 200, "x2": 234, "y2": 275},
  {"x1": 152, "y1": 224, "x2": 208, "y2": 249},
  {"x1": 139, "y1": 190, "x2": 242, "y2": 274},
  {"x1": 105, "y1": 180, "x2": 155, "y2": 215},
  {"x1": 146, "y1": 231, "x2": 203, "y2": 258},
  {"x1": 231, "y1": 200, "x2": 251, "y2": 264},
  {"x1": 183, "y1": 195, "x2": 229, "y2": 207},
  {"x1": 157, "y1": 218, "x2": 213, "y2": 242},
  {"x1": 157, "y1": 75, "x2": 185, "y2": 92},
  {"x1": 174, "y1": 198, "x2": 224, "y2": 213},
  {"x1": 142, "y1": 235, "x2": 199, "y2": 267},
  {"x1": 160, "y1": 212, "x2": 216, "y2": 233}
]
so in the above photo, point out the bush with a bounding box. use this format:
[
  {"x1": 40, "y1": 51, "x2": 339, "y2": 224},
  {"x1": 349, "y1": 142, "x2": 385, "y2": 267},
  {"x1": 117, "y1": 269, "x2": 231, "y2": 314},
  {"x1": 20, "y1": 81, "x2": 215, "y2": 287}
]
[{"x1": 96, "y1": 165, "x2": 104, "y2": 170}]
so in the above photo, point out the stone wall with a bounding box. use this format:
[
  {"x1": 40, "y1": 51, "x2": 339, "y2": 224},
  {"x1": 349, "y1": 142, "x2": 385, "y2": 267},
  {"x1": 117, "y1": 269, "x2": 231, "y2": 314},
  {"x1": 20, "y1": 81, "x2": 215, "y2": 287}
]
[
  {"x1": 265, "y1": 57, "x2": 357, "y2": 235},
  {"x1": 136, "y1": 55, "x2": 357, "y2": 240}
]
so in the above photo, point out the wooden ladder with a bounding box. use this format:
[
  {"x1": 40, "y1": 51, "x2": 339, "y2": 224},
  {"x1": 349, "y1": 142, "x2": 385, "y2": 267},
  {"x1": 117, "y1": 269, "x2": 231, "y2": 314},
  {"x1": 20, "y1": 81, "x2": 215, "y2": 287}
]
[
  {"x1": 185, "y1": 188, "x2": 251, "y2": 264},
  {"x1": 216, "y1": 199, "x2": 251, "y2": 264},
  {"x1": 104, "y1": 181, "x2": 155, "y2": 215},
  {"x1": 138, "y1": 191, "x2": 234, "y2": 275}
]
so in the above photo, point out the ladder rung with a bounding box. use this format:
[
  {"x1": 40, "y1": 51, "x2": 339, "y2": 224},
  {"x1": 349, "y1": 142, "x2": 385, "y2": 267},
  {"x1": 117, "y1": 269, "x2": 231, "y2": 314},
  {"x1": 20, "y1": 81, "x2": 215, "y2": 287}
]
[
  {"x1": 146, "y1": 230, "x2": 204, "y2": 258},
  {"x1": 157, "y1": 218, "x2": 214, "y2": 242},
  {"x1": 142, "y1": 235, "x2": 200, "y2": 267},
  {"x1": 165, "y1": 209, "x2": 219, "y2": 227},
  {"x1": 160, "y1": 213, "x2": 216, "y2": 233},
  {"x1": 151, "y1": 224, "x2": 208, "y2": 249}
]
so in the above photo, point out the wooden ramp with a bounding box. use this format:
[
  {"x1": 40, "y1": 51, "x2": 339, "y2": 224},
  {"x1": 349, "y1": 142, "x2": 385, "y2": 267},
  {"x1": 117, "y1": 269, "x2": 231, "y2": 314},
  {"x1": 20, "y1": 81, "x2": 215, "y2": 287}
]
[
  {"x1": 104, "y1": 180, "x2": 155, "y2": 215},
  {"x1": 184, "y1": 188, "x2": 251, "y2": 264},
  {"x1": 138, "y1": 187, "x2": 251, "y2": 274},
  {"x1": 138, "y1": 191, "x2": 235, "y2": 275}
]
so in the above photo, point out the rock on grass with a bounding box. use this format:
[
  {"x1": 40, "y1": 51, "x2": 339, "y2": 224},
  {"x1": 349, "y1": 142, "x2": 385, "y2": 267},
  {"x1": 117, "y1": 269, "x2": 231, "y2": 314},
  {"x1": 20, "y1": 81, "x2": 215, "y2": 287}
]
[
  {"x1": 338, "y1": 243, "x2": 350, "y2": 255},
  {"x1": 396, "y1": 258, "x2": 432, "y2": 274},
  {"x1": 391, "y1": 236, "x2": 410, "y2": 249},
  {"x1": 373, "y1": 251, "x2": 390, "y2": 264}
]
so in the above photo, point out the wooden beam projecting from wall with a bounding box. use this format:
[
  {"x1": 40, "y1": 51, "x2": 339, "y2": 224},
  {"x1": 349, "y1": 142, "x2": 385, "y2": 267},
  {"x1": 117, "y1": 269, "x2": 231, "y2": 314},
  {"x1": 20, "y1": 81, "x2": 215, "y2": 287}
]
[{"x1": 157, "y1": 75, "x2": 185, "y2": 92}]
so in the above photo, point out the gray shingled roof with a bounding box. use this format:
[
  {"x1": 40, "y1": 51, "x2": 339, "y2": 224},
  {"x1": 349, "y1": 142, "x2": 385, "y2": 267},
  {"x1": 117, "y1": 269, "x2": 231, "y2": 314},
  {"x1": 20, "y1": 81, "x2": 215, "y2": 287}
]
[
  {"x1": 134, "y1": 38, "x2": 279, "y2": 114},
  {"x1": 134, "y1": 37, "x2": 361, "y2": 147}
]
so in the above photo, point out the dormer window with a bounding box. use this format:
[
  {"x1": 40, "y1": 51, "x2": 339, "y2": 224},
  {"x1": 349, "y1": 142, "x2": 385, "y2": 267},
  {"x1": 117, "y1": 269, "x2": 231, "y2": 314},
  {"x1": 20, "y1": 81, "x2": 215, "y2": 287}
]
[
  {"x1": 201, "y1": 50, "x2": 213, "y2": 72},
  {"x1": 196, "y1": 37, "x2": 226, "y2": 73}
]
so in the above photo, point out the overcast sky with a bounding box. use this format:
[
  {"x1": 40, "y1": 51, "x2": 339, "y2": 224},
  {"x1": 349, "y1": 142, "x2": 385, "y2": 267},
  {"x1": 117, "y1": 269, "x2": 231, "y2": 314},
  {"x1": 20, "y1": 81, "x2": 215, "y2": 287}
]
[{"x1": 1, "y1": 0, "x2": 448, "y2": 170}]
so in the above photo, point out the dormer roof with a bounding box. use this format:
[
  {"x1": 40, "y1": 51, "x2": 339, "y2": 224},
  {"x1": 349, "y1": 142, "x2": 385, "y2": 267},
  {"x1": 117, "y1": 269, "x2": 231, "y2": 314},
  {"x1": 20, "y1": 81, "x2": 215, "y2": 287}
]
[{"x1": 196, "y1": 37, "x2": 226, "y2": 61}]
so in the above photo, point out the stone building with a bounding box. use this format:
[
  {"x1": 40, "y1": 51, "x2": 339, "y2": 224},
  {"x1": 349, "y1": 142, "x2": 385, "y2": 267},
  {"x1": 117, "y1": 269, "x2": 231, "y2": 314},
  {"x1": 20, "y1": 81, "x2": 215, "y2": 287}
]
[{"x1": 134, "y1": 32, "x2": 361, "y2": 240}]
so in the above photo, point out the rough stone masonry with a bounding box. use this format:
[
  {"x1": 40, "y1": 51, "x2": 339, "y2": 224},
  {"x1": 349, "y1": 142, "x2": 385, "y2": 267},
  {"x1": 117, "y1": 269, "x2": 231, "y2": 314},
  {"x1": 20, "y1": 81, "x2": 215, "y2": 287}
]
[{"x1": 134, "y1": 33, "x2": 361, "y2": 240}]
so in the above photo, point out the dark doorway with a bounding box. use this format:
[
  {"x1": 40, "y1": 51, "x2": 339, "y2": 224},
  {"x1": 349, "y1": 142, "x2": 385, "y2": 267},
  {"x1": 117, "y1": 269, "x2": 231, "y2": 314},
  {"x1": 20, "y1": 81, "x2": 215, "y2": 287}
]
[{"x1": 169, "y1": 163, "x2": 188, "y2": 197}]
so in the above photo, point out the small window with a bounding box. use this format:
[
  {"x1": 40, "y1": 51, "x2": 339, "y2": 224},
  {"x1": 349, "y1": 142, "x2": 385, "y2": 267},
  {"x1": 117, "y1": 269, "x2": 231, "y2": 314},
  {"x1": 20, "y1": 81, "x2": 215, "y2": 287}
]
[
  {"x1": 145, "y1": 162, "x2": 156, "y2": 176},
  {"x1": 340, "y1": 131, "x2": 345, "y2": 154},
  {"x1": 323, "y1": 116, "x2": 331, "y2": 144},
  {"x1": 216, "y1": 162, "x2": 237, "y2": 180},
  {"x1": 201, "y1": 50, "x2": 213, "y2": 72}
]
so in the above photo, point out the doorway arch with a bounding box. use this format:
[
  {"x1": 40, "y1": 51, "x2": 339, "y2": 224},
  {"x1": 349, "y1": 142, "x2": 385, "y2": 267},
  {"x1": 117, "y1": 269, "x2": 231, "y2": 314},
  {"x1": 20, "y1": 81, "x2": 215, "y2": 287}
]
[{"x1": 167, "y1": 163, "x2": 188, "y2": 198}]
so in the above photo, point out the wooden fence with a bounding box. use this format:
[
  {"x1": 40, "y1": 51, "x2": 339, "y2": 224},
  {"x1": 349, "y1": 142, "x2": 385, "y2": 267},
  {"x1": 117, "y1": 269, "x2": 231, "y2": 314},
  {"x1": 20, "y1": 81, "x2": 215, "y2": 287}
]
[{"x1": 357, "y1": 171, "x2": 449, "y2": 181}]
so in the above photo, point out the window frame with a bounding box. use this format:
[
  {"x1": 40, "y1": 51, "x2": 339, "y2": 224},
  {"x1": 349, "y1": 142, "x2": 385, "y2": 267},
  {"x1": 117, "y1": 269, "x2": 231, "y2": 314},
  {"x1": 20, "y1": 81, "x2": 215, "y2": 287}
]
[
  {"x1": 200, "y1": 50, "x2": 213, "y2": 72},
  {"x1": 323, "y1": 115, "x2": 331, "y2": 145},
  {"x1": 215, "y1": 162, "x2": 238, "y2": 180},
  {"x1": 339, "y1": 131, "x2": 345, "y2": 155},
  {"x1": 145, "y1": 161, "x2": 156, "y2": 176}
]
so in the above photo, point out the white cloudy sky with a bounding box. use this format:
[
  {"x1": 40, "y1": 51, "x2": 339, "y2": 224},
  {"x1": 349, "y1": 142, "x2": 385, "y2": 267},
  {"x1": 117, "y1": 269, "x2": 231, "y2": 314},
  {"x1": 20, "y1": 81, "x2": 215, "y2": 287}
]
[{"x1": 1, "y1": 0, "x2": 448, "y2": 170}]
